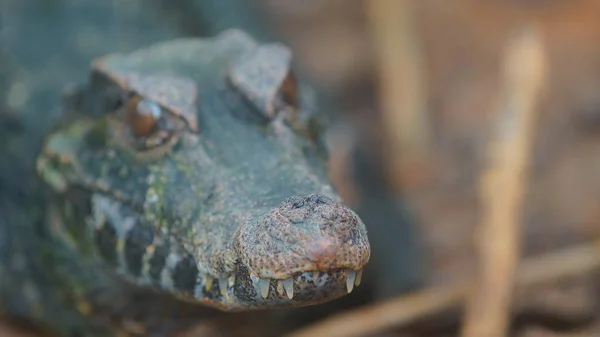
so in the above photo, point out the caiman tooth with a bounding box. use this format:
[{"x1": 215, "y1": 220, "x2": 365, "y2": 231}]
[
  {"x1": 259, "y1": 278, "x2": 270, "y2": 299},
  {"x1": 218, "y1": 278, "x2": 228, "y2": 297},
  {"x1": 281, "y1": 278, "x2": 294, "y2": 299},
  {"x1": 204, "y1": 275, "x2": 214, "y2": 292},
  {"x1": 355, "y1": 269, "x2": 363, "y2": 287},
  {"x1": 345, "y1": 270, "x2": 356, "y2": 293},
  {"x1": 228, "y1": 274, "x2": 236, "y2": 288},
  {"x1": 312, "y1": 271, "x2": 319, "y2": 282},
  {"x1": 250, "y1": 274, "x2": 261, "y2": 296}
]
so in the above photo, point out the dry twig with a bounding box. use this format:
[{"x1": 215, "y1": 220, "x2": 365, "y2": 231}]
[
  {"x1": 284, "y1": 238, "x2": 600, "y2": 337},
  {"x1": 366, "y1": 0, "x2": 431, "y2": 188},
  {"x1": 461, "y1": 25, "x2": 547, "y2": 337}
]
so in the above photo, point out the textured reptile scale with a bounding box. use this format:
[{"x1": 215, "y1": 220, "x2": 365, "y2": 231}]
[{"x1": 87, "y1": 194, "x2": 206, "y2": 303}]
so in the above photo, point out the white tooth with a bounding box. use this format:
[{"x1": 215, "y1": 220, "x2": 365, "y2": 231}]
[
  {"x1": 312, "y1": 271, "x2": 319, "y2": 282},
  {"x1": 228, "y1": 274, "x2": 236, "y2": 288},
  {"x1": 259, "y1": 278, "x2": 270, "y2": 298},
  {"x1": 355, "y1": 269, "x2": 363, "y2": 287},
  {"x1": 218, "y1": 278, "x2": 228, "y2": 297},
  {"x1": 249, "y1": 274, "x2": 261, "y2": 295},
  {"x1": 204, "y1": 275, "x2": 214, "y2": 292},
  {"x1": 345, "y1": 270, "x2": 356, "y2": 293},
  {"x1": 281, "y1": 278, "x2": 294, "y2": 299}
]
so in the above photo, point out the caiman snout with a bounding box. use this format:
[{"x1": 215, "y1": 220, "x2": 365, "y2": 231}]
[{"x1": 235, "y1": 193, "x2": 370, "y2": 292}]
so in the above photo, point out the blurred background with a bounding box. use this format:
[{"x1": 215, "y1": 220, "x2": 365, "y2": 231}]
[{"x1": 1, "y1": 1, "x2": 599, "y2": 336}]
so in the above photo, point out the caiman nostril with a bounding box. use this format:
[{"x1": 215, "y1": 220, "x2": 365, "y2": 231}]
[
  {"x1": 311, "y1": 194, "x2": 328, "y2": 204},
  {"x1": 285, "y1": 194, "x2": 333, "y2": 211}
]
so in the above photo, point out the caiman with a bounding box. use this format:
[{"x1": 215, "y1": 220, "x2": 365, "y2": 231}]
[{"x1": 0, "y1": 30, "x2": 370, "y2": 336}]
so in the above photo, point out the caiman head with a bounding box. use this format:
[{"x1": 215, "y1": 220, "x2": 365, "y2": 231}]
[{"x1": 37, "y1": 30, "x2": 370, "y2": 311}]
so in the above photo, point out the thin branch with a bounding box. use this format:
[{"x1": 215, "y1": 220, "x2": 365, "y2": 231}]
[
  {"x1": 366, "y1": 0, "x2": 431, "y2": 188},
  {"x1": 284, "y1": 238, "x2": 600, "y2": 337},
  {"x1": 461, "y1": 25, "x2": 547, "y2": 337}
]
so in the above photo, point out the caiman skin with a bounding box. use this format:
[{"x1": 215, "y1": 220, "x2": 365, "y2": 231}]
[{"x1": 27, "y1": 29, "x2": 369, "y2": 334}]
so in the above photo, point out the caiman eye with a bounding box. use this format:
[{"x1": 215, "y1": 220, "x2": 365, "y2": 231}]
[{"x1": 124, "y1": 94, "x2": 162, "y2": 137}]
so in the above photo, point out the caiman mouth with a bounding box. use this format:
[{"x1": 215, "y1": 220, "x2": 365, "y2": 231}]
[
  {"x1": 215, "y1": 264, "x2": 364, "y2": 311},
  {"x1": 196, "y1": 262, "x2": 365, "y2": 311},
  {"x1": 247, "y1": 268, "x2": 363, "y2": 301}
]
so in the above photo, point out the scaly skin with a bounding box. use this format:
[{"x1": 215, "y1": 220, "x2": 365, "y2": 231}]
[{"x1": 33, "y1": 29, "x2": 369, "y2": 333}]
